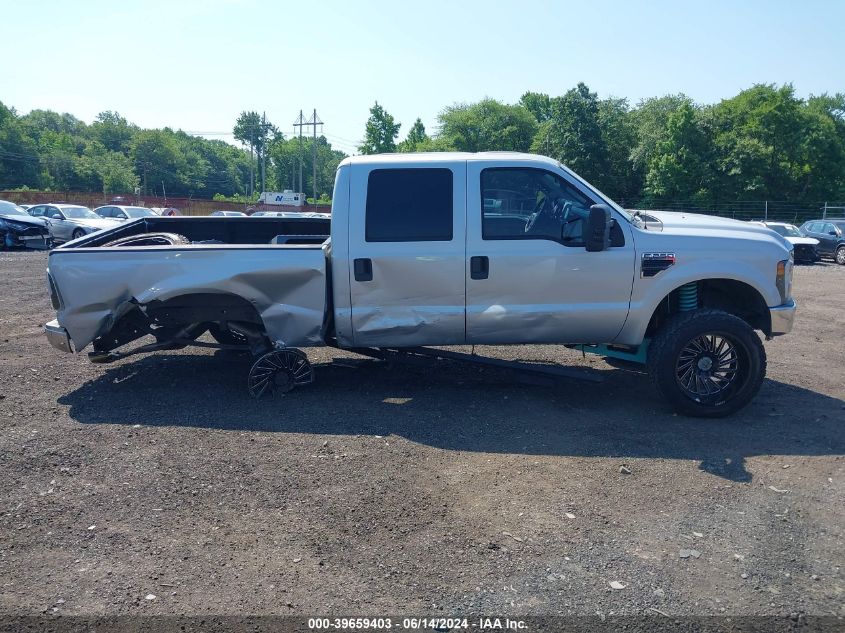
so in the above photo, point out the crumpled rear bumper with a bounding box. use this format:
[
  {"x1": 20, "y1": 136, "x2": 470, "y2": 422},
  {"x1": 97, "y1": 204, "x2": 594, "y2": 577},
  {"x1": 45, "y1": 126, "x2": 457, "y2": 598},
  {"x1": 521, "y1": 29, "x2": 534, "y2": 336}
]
[{"x1": 44, "y1": 319, "x2": 74, "y2": 353}]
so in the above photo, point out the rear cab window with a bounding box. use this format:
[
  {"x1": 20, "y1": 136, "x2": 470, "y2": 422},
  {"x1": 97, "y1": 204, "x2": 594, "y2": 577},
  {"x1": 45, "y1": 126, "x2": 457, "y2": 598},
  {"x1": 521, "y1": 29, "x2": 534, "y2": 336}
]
[{"x1": 365, "y1": 168, "x2": 453, "y2": 242}]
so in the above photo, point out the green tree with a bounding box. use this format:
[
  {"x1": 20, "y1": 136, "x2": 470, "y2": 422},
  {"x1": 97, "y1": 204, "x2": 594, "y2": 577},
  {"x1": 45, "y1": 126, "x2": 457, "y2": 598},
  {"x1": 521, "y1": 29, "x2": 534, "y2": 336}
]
[
  {"x1": 519, "y1": 92, "x2": 552, "y2": 123},
  {"x1": 359, "y1": 102, "x2": 401, "y2": 154},
  {"x1": 131, "y1": 129, "x2": 188, "y2": 195},
  {"x1": 398, "y1": 118, "x2": 429, "y2": 152},
  {"x1": 90, "y1": 111, "x2": 135, "y2": 154},
  {"x1": 644, "y1": 101, "x2": 714, "y2": 203},
  {"x1": 532, "y1": 83, "x2": 609, "y2": 185},
  {"x1": 439, "y1": 99, "x2": 537, "y2": 152},
  {"x1": 0, "y1": 101, "x2": 45, "y2": 188}
]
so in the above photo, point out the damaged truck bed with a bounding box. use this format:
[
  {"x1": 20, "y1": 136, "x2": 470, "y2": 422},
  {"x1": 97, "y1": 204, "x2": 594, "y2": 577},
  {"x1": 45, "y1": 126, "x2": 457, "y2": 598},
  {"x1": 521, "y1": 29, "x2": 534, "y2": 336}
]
[{"x1": 46, "y1": 215, "x2": 332, "y2": 357}]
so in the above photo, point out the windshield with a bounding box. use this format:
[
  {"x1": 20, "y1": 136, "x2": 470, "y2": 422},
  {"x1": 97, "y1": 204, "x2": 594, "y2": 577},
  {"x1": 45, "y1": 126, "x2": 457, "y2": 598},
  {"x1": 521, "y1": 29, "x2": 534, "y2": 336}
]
[
  {"x1": 0, "y1": 201, "x2": 29, "y2": 216},
  {"x1": 556, "y1": 161, "x2": 633, "y2": 223},
  {"x1": 125, "y1": 207, "x2": 156, "y2": 218},
  {"x1": 60, "y1": 206, "x2": 100, "y2": 219},
  {"x1": 767, "y1": 224, "x2": 804, "y2": 238}
]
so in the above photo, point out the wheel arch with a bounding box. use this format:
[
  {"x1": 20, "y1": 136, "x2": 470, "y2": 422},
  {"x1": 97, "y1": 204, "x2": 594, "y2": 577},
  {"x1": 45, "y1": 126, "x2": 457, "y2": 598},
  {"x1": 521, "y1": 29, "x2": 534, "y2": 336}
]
[{"x1": 644, "y1": 278, "x2": 772, "y2": 340}]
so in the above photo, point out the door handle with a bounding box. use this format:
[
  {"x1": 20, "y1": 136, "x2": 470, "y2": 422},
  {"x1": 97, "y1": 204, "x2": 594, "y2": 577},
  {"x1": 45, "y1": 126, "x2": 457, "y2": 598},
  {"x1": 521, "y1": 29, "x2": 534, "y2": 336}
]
[
  {"x1": 470, "y1": 256, "x2": 489, "y2": 280},
  {"x1": 353, "y1": 258, "x2": 373, "y2": 282}
]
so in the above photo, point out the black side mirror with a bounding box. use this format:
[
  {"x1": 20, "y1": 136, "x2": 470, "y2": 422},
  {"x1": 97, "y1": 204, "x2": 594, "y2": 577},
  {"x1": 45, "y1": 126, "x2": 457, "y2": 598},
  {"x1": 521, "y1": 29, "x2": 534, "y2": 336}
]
[{"x1": 586, "y1": 204, "x2": 612, "y2": 252}]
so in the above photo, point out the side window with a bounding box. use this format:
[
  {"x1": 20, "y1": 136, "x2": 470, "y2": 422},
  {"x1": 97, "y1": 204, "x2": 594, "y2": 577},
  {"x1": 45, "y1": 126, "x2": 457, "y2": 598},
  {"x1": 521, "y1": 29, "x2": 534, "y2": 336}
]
[
  {"x1": 98, "y1": 207, "x2": 111, "y2": 217},
  {"x1": 481, "y1": 168, "x2": 596, "y2": 246},
  {"x1": 47, "y1": 207, "x2": 62, "y2": 219},
  {"x1": 809, "y1": 222, "x2": 822, "y2": 233},
  {"x1": 29, "y1": 206, "x2": 43, "y2": 217},
  {"x1": 823, "y1": 223, "x2": 836, "y2": 235},
  {"x1": 365, "y1": 168, "x2": 453, "y2": 242}
]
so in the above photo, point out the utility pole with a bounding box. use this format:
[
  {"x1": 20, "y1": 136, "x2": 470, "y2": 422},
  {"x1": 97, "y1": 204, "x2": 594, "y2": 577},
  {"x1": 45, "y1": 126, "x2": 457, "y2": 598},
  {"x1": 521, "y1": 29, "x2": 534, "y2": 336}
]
[
  {"x1": 261, "y1": 111, "x2": 267, "y2": 196},
  {"x1": 249, "y1": 127, "x2": 254, "y2": 198},
  {"x1": 293, "y1": 109, "x2": 323, "y2": 202},
  {"x1": 310, "y1": 109, "x2": 322, "y2": 203},
  {"x1": 293, "y1": 110, "x2": 306, "y2": 194}
]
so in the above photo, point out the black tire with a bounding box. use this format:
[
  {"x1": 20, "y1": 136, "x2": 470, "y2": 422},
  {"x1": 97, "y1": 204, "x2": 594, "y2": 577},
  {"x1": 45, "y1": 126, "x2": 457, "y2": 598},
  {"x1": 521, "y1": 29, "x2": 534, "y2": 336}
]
[
  {"x1": 836, "y1": 246, "x2": 845, "y2": 266},
  {"x1": 646, "y1": 309, "x2": 766, "y2": 418},
  {"x1": 72, "y1": 228, "x2": 86, "y2": 240},
  {"x1": 103, "y1": 232, "x2": 190, "y2": 247},
  {"x1": 208, "y1": 323, "x2": 248, "y2": 346}
]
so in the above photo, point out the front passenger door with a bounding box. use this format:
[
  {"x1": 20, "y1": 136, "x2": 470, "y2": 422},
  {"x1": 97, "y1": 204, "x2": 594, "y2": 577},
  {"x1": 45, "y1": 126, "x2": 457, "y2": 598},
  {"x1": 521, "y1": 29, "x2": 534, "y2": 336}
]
[{"x1": 466, "y1": 164, "x2": 635, "y2": 345}]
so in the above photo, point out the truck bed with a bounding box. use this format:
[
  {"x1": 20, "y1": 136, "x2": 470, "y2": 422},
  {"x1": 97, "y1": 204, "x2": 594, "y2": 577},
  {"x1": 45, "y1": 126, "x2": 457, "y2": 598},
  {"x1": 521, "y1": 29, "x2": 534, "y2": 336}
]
[{"x1": 48, "y1": 216, "x2": 332, "y2": 352}]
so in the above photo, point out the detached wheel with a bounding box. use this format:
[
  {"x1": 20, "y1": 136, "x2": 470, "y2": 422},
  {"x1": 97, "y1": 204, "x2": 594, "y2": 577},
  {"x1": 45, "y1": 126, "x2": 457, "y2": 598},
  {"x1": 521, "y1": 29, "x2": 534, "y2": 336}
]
[
  {"x1": 248, "y1": 348, "x2": 314, "y2": 398},
  {"x1": 647, "y1": 309, "x2": 766, "y2": 417},
  {"x1": 836, "y1": 246, "x2": 845, "y2": 265}
]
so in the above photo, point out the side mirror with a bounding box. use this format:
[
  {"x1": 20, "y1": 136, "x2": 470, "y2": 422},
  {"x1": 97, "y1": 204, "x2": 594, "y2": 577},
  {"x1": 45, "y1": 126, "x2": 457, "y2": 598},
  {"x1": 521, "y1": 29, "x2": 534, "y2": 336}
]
[
  {"x1": 585, "y1": 204, "x2": 612, "y2": 252},
  {"x1": 829, "y1": 230, "x2": 838, "y2": 236}
]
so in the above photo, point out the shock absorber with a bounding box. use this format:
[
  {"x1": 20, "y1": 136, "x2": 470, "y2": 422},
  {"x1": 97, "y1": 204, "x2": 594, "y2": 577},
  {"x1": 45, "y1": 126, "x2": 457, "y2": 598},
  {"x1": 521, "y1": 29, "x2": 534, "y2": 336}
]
[{"x1": 678, "y1": 282, "x2": 698, "y2": 312}]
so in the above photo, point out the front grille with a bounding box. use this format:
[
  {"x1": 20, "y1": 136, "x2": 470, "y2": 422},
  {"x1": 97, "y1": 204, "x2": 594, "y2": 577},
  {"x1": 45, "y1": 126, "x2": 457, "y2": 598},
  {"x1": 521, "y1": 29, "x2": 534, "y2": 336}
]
[{"x1": 794, "y1": 244, "x2": 817, "y2": 261}]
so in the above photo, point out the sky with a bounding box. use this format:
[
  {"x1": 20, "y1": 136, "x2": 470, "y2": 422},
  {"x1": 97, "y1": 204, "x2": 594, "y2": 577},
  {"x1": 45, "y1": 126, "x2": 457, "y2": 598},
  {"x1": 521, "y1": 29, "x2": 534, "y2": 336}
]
[{"x1": 2, "y1": 0, "x2": 843, "y2": 155}]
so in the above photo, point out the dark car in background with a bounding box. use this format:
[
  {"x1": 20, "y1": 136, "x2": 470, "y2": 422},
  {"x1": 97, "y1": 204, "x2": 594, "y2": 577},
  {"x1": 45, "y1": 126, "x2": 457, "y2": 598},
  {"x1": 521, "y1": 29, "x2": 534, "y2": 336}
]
[
  {"x1": 0, "y1": 200, "x2": 51, "y2": 250},
  {"x1": 800, "y1": 219, "x2": 845, "y2": 265}
]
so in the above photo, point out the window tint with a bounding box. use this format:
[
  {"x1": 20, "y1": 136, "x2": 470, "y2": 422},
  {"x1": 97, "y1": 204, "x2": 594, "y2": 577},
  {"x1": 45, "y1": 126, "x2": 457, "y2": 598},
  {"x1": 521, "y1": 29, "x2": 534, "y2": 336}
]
[
  {"x1": 481, "y1": 168, "x2": 596, "y2": 246},
  {"x1": 808, "y1": 222, "x2": 823, "y2": 233},
  {"x1": 97, "y1": 207, "x2": 112, "y2": 217},
  {"x1": 823, "y1": 223, "x2": 836, "y2": 234},
  {"x1": 365, "y1": 168, "x2": 453, "y2": 242}
]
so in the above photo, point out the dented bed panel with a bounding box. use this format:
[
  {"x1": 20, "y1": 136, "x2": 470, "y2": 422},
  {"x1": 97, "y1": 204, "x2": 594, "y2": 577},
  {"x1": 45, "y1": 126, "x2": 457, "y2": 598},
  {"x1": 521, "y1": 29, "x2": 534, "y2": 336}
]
[{"x1": 48, "y1": 245, "x2": 327, "y2": 351}]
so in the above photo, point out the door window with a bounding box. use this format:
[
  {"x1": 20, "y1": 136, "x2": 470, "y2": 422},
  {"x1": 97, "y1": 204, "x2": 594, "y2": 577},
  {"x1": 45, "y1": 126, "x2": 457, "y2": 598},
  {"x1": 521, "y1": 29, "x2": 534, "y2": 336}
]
[
  {"x1": 365, "y1": 168, "x2": 453, "y2": 242},
  {"x1": 823, "y1": 223, "x2": 837, "y2": 235},
  {"x1": 29, "y1": 206, "x2": 44, "y2": 217},
  {"x1": 481, "y1": 168, "x2": 596, "y2": 246},
  {"x1": 47, "y1": 207, "x2": 63, "y2": 219}
]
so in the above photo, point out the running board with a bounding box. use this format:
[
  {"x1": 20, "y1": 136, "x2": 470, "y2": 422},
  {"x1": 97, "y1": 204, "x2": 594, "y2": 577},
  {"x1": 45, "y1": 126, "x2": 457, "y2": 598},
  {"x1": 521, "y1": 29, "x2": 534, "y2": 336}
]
[{"x1": 348, "y1": 347, "x2": 604, "y2": 385}]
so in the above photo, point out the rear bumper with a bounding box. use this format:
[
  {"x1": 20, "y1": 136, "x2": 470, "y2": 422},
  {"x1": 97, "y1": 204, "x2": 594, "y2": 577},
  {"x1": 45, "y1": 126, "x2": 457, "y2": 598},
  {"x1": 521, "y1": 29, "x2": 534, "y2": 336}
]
[
  {"x1": 44, "y1": 319, "x2": 74, "y2": 353},
  {"x1": 769, "y1": 299, "x2": 797, "y2": 336}
]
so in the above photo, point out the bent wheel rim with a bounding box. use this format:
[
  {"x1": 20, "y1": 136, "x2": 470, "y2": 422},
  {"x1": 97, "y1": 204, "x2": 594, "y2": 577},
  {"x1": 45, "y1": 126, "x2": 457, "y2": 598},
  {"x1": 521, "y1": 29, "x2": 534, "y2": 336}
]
[
  {"x1": 675, "y1": 333, "x2": 748, "y2": 406},
  {"x1": 248, "y1": 349, "x2": 314, "y2": 398}
]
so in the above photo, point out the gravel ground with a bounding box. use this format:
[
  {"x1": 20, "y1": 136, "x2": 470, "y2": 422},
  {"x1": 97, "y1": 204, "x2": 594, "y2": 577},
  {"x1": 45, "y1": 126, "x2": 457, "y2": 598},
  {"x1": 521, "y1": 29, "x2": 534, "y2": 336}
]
[{"x1": 0, "y1": 250, "x2": 843, "y2": 618}]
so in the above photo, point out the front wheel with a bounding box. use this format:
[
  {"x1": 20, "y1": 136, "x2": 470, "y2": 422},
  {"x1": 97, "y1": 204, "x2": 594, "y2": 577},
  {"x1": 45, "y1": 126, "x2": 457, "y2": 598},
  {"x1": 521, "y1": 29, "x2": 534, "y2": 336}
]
[
  {"x1": 646, "y1": 309, "x2": 766, "y2": 417},
  {"x1": 72, "y1": 229, "x2": 85, "y2": 240},
  {"x1": 835, "y1": 246, "x2": 845, "y2": 265}
]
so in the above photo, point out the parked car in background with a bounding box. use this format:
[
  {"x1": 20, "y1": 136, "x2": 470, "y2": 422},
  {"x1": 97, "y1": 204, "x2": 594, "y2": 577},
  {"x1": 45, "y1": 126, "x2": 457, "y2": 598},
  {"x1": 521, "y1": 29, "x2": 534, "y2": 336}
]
[
  {"x1": 210, "y1": 210, "x2": 247, "y2": 217},
  {"x1": 94, "y1": 205, "x2": 158, "y2": 221},
  {"x1": 0, "y1": 200, "x2": 51, "y2": 249},
  {"x1": 251, "y1": 210, "x2": 327, "y2": 218},
  {"x1": 799, "y1": 219, "x2": 845, "y2": 264},
  {"x1": 27, "y1": 204, "x2": 121, "y2": 242},
  {"x1": 749, "y1": 221, "x2": 819, "y2": 264}
]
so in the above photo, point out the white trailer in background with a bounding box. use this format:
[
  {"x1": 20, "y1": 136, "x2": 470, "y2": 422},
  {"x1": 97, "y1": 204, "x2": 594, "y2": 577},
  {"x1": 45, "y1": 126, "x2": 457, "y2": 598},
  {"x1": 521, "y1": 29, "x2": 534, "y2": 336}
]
[{"x1": 257, "y1": 191, "x2": 306, "y2": 207}]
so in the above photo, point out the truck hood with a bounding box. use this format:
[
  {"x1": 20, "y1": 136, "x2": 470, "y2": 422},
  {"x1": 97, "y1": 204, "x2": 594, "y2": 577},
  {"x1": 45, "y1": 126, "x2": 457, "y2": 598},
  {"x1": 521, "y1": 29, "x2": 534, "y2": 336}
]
[{"x1": 637, "y1": 210, "x2": 792, "y2": 244}]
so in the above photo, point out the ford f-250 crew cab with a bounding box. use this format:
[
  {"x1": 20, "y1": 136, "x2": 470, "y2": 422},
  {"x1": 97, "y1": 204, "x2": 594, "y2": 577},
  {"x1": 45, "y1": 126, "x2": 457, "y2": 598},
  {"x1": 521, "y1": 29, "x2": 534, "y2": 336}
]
[{"x1": 44, "y1": 152, "x2": 797, "y2": 417}]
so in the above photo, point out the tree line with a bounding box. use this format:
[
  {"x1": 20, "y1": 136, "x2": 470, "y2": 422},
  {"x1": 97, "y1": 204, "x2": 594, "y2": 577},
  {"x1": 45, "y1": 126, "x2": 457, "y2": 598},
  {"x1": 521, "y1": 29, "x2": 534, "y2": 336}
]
[
  {"x1": 2, "y1": 82, "x2": 844, "y2": 207},
  {"x1": 361, "y1": 83, "x2": 845, "y2": 207},
  {"x1": 0, "y1": 104, "x2": 346, "y2": 200}
]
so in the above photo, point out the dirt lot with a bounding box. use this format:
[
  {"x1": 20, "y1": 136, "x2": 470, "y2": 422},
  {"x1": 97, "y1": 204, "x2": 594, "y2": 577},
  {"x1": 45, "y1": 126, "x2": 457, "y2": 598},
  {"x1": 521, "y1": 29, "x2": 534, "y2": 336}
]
[{"x1": 0, "y1": 250, "x2": 843, "y2": 619}]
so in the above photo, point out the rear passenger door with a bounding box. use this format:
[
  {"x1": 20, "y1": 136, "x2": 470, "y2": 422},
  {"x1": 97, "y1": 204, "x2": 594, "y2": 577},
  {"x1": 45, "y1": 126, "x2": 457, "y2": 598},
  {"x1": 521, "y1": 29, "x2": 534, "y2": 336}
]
[{"x1": 347, "y1": 162, "x2": 467, "y2": 346}]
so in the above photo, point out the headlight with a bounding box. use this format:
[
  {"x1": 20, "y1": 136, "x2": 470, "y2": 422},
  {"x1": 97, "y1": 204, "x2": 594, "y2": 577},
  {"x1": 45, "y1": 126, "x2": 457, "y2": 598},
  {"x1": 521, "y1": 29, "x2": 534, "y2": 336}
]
[{"x1": 776, "y1": 257, "x2": 793, "y2": 303}]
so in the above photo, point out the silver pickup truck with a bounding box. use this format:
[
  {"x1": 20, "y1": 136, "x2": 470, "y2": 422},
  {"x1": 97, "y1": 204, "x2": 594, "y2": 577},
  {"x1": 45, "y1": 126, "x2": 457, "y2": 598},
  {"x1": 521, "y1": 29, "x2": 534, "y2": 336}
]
[{"x1": 44, "y1": 152, "x2": 796, "y2": 417}]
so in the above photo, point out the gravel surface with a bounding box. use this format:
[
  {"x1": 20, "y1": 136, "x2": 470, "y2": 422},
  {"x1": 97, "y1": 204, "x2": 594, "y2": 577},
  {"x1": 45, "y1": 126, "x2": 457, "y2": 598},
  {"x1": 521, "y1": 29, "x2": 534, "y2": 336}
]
[{"x1": 0, "y1": 251, "x2": 843, "y2": 617}]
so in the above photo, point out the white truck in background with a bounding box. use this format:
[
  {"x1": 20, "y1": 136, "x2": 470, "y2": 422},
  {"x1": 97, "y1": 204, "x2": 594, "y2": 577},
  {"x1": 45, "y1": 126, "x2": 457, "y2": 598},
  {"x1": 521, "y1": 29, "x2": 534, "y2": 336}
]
[{"x1": 44, "y1": 152, "x2": 797, "y2": 417}]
